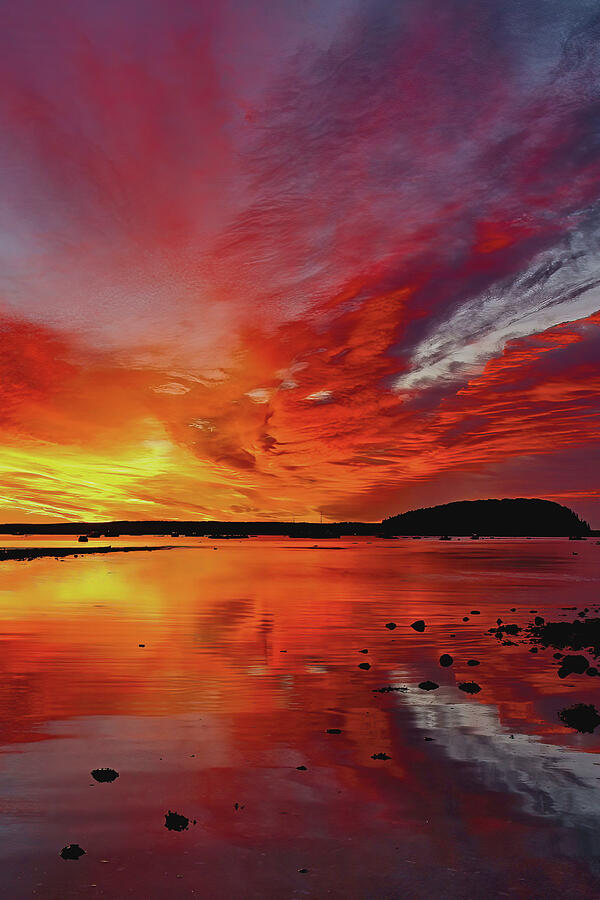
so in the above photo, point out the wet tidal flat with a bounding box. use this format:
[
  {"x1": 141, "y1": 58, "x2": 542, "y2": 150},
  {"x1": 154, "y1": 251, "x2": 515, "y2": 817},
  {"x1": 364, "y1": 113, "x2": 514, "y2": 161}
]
[{"x1": 1, "y1": 537, "x2": 600, "y2": 898}]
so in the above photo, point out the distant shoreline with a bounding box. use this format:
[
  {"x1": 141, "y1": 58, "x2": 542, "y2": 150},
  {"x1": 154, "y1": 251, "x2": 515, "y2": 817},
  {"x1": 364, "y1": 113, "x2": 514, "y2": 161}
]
[
  {"x1": 0, "y1": 545, "x2": 178, "y2": 561},
  {"x1": 0, "y1": 498, "x2": 594, "y2": 538}
]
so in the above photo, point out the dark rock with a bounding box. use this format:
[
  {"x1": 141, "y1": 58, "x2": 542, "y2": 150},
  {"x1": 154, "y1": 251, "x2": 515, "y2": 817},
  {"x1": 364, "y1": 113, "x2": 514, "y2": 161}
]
[
  {"x1": 534, "y1": 616, "x2": 544, "y2": 626},
  {"x1": 467, "y1": 659, "x2": 480, "y2": 666},
  {"x1": 424, "y1": 737, "x2": 434, "y2": 741},
  {"x1": 470, "y1": 610, "x2": 480, "y2": 615},
  {"x1": 459, "y1": 682, "x2": 481, "y2": 694},
  {"x1": 439, "y1": 654, "x2": 453, "y2": 667},
  {"x1": 60, "y1": 844, "x2": 85, "y2": 860},
  {"x1": 510, "y1": 608, "x2": 516, "y2": 612},
  {"x1": 553, "y1": 652, "x2": 563, "y2": 659},
  {"x1": 504, "y1": 624, "x2": 520, "y2": 635},
  {"x1": 418, "y1": 681, "x2": 439, "y2": 691},
  {"x1": 91, "y1": 768, "x2": 119, "y2": 783},
  {"x1": 296, "y1": 765, "x2": 307, "y2": 770},
  {"x1": 326, "y1": 728, "x2": 342, "y2": 734},
  {"x1": 587, "y1": 667, "x2": 598, "y2": 676},
  {"x1": 358, "y1": 662, "x2": 371, "y2": 670},
  {"x1": 138, "y1": 643, "x2": 145, "y2": 648},
  {"x1": 411, "y1": 620, "x2": 426, "y2": 632},
  {"x1": 558, "y1": 654, "x2": 589, "y2": 678},
  {"x1": 385, "y1": 622, "x2": 397, "y2": 630},
  {"x1": 529, "y1": 619, "x2": 600, "y2": 657},
  {"x1": 164, "y1": 811, "x2": 189, "y2": 831},
  {"x1": 298, "y1": 868, "x2": 308, "y2": 874},
  {"x1": 372, "y1": 685, "x2": 408, "y2": 693},
  {"x1": 558, "y1": 703, "x2": 600, "y2": 734},
  {"x1": 530, "y1": 647, "x2": 538, "y2": 653},
  {"x1": 462, "y1": 617, "x2": 469, "y2": 622},
  {"x1": 359, "y1": 649, "x2": 368, "y2": 653},
  {"x1": 371, "y1": 752, "x2": 391, "y2": 760},
  {"x1": 497, "y1": 618, "x2": 502, "y2": 626}
]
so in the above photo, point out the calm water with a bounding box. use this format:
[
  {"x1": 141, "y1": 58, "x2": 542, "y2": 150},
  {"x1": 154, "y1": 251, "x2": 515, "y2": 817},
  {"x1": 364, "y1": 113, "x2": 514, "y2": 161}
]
[{"x1": 1, "y1": 537, "x2": 600, "y2": 898}]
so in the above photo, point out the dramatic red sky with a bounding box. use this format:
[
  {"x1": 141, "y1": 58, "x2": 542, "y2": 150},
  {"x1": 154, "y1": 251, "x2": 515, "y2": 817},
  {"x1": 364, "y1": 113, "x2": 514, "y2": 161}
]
[{"x1": 1, "y1": 0, "x2": 599, "y2": 524}]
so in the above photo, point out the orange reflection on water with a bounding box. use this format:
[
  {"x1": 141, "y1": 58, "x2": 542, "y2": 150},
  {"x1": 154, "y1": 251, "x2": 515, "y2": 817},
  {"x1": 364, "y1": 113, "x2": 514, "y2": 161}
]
[{"x1": 0, "y1": 538, "x2": 599, "y2": 898}]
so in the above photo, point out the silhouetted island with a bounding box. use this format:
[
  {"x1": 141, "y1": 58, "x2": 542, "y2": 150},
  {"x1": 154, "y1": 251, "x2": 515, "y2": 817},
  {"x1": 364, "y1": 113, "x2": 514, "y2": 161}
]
[
  {"x1": 381, "y1": 498, "x2": 591, "y2": 537},
  {"x1": 0, "y1": 498, "x2": 591, "y2": 539}
]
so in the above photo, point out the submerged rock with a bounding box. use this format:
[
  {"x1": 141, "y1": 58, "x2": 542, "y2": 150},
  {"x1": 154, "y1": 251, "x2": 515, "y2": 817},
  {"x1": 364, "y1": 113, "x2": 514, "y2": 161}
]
[
  {"x1": 557, "y1": 654, "x2": 589, "y2": 678},
  {"x1": 164, "y1": 811, "x2": 189, "y2": 832},
  {"x1": 439, "y1": 654, "x2": 453, "y2": 667},
  {"x1": 385, "y1": 622, "x2": 397, "y2": 630},
  {"x1": 467, "y1": 659, "x2": 480, "y2": 667},
  {"x1": 358, "y1": 662, "x2": 371, "y2": 670},
  {"x1": 296, "y1": 765, "x2": 307, "y2": 770},
  {"x1": 459, "y1": 682, "x2": 481, "y2": 694},
  {"x1": 411, "y1": 620, "x2": 426, "y2": 632},
  {"x1": 418, "y1": 681, "x2": 439, "y2": 691},
  {"x1": 558, "y1": 703, "x2": 600, "y2": 734},
  {"x1": 91, "y1": 768, "x2": 119, "y2": 783},
  {"x1": 326, "y1": 728, "x2": 342, "y2": 734},
  {"x1": 60, "y1": 844, "x2": 85, "y2": 860},
  {"x1": 371, "y1": 752, "x2": 391, "y2": 760}
]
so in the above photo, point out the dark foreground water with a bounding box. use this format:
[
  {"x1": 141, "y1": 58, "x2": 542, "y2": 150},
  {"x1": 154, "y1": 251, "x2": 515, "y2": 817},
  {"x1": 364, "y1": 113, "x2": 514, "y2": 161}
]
[{"x1": 1, "y1": 536, "x2": 600, "y2": 898}]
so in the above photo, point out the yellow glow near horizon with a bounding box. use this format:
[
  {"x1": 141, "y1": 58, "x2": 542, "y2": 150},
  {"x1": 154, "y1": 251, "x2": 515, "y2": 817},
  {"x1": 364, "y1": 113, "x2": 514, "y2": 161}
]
[{"x1": 0, "y1": 433, "x2": 218, "y2": 520}]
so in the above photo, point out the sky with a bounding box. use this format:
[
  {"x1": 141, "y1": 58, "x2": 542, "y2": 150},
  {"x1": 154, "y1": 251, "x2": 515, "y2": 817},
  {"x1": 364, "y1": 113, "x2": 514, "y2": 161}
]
[{"x1": 0, "y1": 0, "x2": 599, "y2": 524}]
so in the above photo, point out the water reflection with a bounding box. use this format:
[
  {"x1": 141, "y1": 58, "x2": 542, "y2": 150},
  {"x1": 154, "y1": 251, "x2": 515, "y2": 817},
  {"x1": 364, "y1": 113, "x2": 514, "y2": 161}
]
[{"x1": 0, "y1": 538, "x2": 599, "y2": 897}]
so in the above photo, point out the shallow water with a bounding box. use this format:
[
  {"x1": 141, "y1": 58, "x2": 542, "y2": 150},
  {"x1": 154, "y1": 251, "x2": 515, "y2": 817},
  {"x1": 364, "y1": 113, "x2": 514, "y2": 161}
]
[{"x1": 1, "y1": 537, "x2": 599, "y2": 898}]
